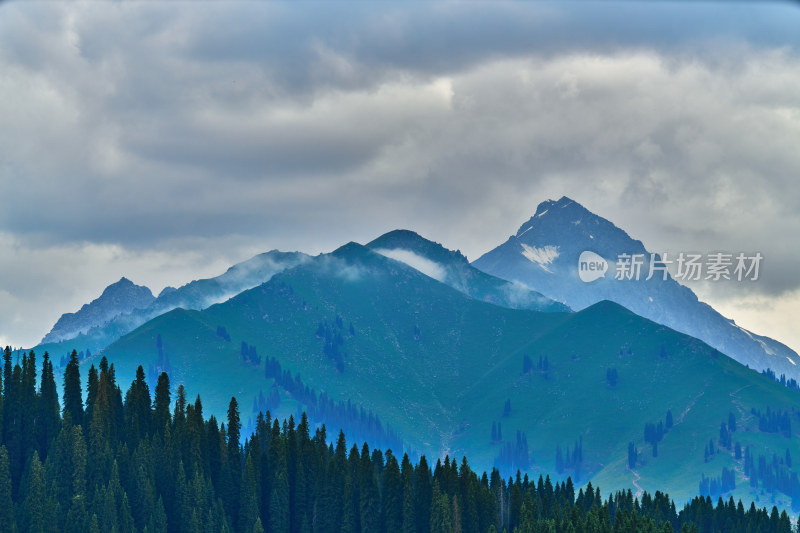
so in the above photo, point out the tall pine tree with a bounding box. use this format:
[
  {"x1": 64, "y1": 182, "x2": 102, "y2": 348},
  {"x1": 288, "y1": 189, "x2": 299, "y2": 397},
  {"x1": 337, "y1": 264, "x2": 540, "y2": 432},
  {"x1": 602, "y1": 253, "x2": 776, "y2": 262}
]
[
  {"x1": 152, "y1": 372, "x2": 170, "y2": 434},
  {"x1": 0, "y1": 445, "x2": 14, "y2": 532},
  {"x1": 62, "y1": 350, "x2": 83, "y2": 428},
  {"x1": 38, "y1": 352, "x2": 60, "y2": 459}
]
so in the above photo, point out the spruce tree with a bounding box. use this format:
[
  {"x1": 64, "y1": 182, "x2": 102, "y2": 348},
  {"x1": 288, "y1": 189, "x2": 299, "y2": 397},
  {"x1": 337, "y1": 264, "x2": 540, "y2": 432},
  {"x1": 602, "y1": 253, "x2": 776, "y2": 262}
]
[
  {"x1": 0, "y1": 446, "x2": 14, "y2": 532},
  {"x1": 0, "y1": 358, "x2": 4, "y2": 444},
  {"x1": 285, "y1": 415, "x2": 299, "y2": 533},
  {"x1": 207, "y1": 416, "x2": 223, "y2": 489},
  {"x1": 416, "y1": 456, "x2": 433, "y2": 533},
  {"x1": 240, "y1": 452, "x2": 261, "y2": 533},
  {"x1": 360, "y1": 442, "x2": 380, "y2": 532},
  {"x1": 20, "y1": 351, "x2": 38, "y2": 465},
  {"x1": 2, "y1": 346, "x2": 11, "y2": 401},
  {"x1": 22, "y1": 450, "x2": 47, "y2": 533},
  {"x1": 87, "y1": 366, "x2": 114, "y2": 492},
  {"x1": 227, "y1": 396, "x2": 241, "y2": 455},
  {"x1": 5, "y1": 360, "x2": 22, "y2": 494},
  {"x1": 130, "y1": 462, "x2": 155, "y2": 531},
  {"x1": 430, "y1": 480, "x2": 453, "y2": 533},
  {"x1": 383, "y1": 450, "x2": 403, "y2": 533},
  {"x1": 152, "y1": 372, "x2": 170, "y2": 434},
  {"x1": 565, "y1": 477, "x2": 575, "y2": 506},
  {"x1": 518, "y1": 500, "x2": 535, "y2": 533},
  {"x1": 401, "y1": 469, "x2": 416, "y2": 533},
  {"x1": 452, "y1": 494, "x2": 462, "y2": 533},
  {"x1": 124, "y1": 366, "x2": 151, "y2": 446},
  {"x1": 65, "y1": 425, "x2": 89, "y2": 533},
  {"x1": 148, "y1": 497, "x2": 168, "y2": 533},
  {"x1": 173, "y1": 384, "x2": 187, "y2": 425},
  {"x1": 269, "y1": 469, "x2": 290, "y2": 533},
  {"x1": 63, "y1": 349, "x2": 83, "y2": 428},
  {"x1": 84, "y1": 364, "x2": 99, "y2": 430},
  {"x1": 225, "y1": 396, "x2": 242, "y2": 526},
  {"x1": 341, "y1": 475, "x2": 357, "y2": 533},
  {"x1": 106, "y1": 363, "x2": 125, "y2": 443},
  {"x1": 184, "y1": 395, "x2": 206, "y2": 473},
  {"x1": 1, "y1": 348, "x2": 13, "y2": 467},
  {"x1": 38, "y1": 352, "x2": 61, "y2": 458},
  {"x1": 172, "y1": 460, "x2": 190, "y2": 528},
  {"x1": 89, "y1": 514, "x2": 100, "y2": 533}
]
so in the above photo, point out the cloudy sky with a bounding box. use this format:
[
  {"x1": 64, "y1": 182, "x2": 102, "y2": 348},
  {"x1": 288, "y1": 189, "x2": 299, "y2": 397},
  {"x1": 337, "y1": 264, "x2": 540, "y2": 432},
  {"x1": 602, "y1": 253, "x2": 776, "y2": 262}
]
[{"x1": 1, "y1": 1, "x2": 799, "y2": 352}]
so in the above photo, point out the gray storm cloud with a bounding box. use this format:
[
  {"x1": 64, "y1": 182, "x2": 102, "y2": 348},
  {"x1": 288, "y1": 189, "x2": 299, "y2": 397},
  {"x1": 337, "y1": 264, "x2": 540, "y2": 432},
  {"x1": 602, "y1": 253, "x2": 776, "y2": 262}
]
[{"x1": 1, "y1": 1, "x2": 799, "y2": 350}]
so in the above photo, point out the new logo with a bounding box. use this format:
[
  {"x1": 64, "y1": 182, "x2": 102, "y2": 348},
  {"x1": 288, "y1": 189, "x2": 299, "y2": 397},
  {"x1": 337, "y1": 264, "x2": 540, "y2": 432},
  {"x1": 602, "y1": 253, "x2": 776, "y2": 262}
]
[{"x1": 578, "y1": 251, "x2": 608, "y2": 283}]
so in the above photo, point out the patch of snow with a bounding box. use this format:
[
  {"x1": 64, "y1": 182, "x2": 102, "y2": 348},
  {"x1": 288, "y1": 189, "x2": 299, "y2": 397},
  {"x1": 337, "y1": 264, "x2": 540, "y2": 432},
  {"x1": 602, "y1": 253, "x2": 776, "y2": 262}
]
[
  {"x1": 520, "y1": 243, "x2": 559, "y2": 267},
  {"x1": 572, "y1": 219, "x2": 581, "y2": 225},
  {"x1": 517, "y1": 224, "x2": 535, "y2": 239},
  {"x1": 788, "y1": 357, "x2": 797, "y2": 366},
  {"x1": 648, "y1": 297, "x2": 653, "y2": 302},
  {"x1": 589, "y1": 235, "x2": 594, "y2": 239},
  {"x1": 537, "y1": 209, "x2": 548, "y2": 217},
  {"x1": 735, "y1": 324, "x2": 776, "y2": 356}
]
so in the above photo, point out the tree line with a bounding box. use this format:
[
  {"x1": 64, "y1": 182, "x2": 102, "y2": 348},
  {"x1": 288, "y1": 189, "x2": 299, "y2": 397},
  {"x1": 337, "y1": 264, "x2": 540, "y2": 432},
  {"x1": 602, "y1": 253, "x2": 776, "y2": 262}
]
[{"x1": 2, "y1": 346, "x2": 800, "y2": 532}]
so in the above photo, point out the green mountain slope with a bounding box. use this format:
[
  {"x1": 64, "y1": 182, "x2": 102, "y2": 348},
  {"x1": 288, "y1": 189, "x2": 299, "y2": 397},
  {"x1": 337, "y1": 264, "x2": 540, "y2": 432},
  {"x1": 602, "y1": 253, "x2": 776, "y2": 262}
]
[{"x1": 98, "y1": 242, "x2": 800, "y2": 509}]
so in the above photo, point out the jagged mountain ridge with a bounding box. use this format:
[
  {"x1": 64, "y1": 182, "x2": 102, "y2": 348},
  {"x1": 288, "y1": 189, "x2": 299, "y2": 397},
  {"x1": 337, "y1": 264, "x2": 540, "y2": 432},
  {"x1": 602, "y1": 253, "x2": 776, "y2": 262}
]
[
  {"x1": 36, "y1": 230, "x2": 572, "y2": 358},
  {"x1": 36, "y1": 250, "x2": 310, "y2": 356},
  {"x1": 472, "y1": 196, "x2": 800, "y2": 381},
  {"x1": 42, "y1": 277, "x2": 155, "y2": 344}
]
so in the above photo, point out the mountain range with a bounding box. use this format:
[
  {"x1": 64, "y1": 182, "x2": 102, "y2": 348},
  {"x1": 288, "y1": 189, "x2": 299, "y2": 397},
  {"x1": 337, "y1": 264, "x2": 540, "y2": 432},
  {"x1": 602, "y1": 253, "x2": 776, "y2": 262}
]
[
  {"x1": 92, "y1": 239, "x2": 800, "y2": 508},
  {"x1": 26, "y1": 197, "x2": 800, "y2": 510}
]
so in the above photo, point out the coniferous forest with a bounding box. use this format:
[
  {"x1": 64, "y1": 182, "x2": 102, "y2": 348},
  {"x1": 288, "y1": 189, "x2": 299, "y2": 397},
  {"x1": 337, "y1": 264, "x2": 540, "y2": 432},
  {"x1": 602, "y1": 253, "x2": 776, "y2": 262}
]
[{"x1": 2, "y1": 347, "x2": 800, "y2": 533}]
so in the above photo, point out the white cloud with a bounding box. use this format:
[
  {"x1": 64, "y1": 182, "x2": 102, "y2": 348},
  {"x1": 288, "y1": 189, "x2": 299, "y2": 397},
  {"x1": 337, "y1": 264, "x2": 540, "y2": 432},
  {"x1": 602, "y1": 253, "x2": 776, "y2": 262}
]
[
  {"x1": 374, "y1": 249, "x2": 447, "y2": 283},
  {"x1": 1, "y1": 2, "x2": 800, "y2": 354}
]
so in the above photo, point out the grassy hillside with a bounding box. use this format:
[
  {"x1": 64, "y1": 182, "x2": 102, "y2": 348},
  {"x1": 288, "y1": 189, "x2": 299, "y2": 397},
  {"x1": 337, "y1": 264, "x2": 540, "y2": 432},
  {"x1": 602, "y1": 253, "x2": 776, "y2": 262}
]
[{"x1": 99, "y1": 242, "x2": 800, "y2": 510}]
